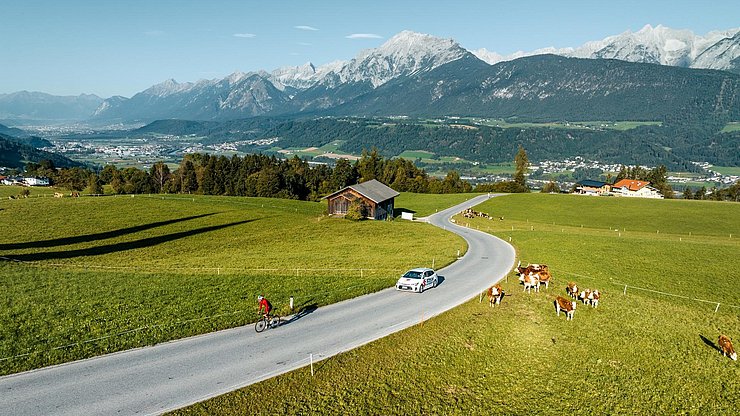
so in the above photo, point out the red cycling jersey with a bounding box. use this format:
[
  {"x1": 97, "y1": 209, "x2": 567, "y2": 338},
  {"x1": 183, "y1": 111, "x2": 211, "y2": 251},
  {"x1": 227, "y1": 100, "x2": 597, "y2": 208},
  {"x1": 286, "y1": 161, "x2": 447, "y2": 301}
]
[{"x1": 258, "y1": 298, "x2": 271, "y2": 315}]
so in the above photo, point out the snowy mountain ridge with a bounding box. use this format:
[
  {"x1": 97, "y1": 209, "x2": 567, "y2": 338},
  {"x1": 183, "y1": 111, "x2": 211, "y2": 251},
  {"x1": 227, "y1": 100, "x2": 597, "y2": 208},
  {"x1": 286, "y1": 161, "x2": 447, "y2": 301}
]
[{"x1": 473, "y1": 24, "x2": 740, "y2": 71}]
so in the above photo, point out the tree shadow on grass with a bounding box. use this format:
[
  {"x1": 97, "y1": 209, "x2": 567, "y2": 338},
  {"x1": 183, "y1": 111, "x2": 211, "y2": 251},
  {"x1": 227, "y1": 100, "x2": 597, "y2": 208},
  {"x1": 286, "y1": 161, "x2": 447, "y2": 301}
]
[
  {"x1": 2, "y1": 219, "x2": 257, "y2": 262},
  {"x1": 0, "y1": 213, "x2": 217, "y2": 250},
  {"x1": 700, "y1": 334, "x2": 721, "y2": 353}
]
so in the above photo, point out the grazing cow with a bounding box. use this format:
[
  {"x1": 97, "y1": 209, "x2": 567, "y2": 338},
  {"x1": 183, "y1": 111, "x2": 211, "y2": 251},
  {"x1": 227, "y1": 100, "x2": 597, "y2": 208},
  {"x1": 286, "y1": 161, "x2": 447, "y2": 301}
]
[
  {"x1": 486, "y1": 284, "x2": 504, "y2": 307},
  {"x1": 519, "y1": 272, "x2": 540, "y2": 293},
  {"x1": 718, "y1": 335, "x2": 737, "y2": 361},
  {"x1": 554, "y1": 296, "x2": 577, "y2": 320},
  {"x1": 566, "y1": 282, "x2": 579, "y2": 299}
]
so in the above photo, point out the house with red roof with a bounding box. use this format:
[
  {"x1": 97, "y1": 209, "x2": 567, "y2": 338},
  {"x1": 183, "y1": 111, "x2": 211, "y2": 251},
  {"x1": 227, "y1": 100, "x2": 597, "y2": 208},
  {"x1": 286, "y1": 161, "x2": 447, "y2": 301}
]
[{"x1": 611, "y1": 179, "x2": 663, "y2": 199}]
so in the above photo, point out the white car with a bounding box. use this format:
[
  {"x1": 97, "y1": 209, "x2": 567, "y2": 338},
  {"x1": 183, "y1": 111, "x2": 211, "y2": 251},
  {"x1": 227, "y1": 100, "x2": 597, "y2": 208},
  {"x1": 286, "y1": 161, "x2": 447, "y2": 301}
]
[{"x1": 396, "y1": 268, "x2": 438, "y2": 293}]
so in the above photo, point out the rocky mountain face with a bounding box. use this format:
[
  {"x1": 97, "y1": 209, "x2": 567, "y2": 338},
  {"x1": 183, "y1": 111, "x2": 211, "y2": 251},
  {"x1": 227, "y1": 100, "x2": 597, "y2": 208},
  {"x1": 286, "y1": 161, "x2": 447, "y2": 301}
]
[
  {"x1": 474, "y1": 24, "x2": 740, "y2": 73},
  {"x1": 92, "y1": 31, "x2": 473, "y2": 121}
]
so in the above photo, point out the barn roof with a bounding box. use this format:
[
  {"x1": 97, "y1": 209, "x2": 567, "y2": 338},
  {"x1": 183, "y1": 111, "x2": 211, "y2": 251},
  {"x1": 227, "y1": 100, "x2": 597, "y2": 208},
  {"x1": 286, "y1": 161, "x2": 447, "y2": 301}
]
[
  {"x1": 324, "y1": 179, "x2": 400, "y2": 203},
  {"x1": 576, "y1": 179, "x2": 608, "y2": 188}
]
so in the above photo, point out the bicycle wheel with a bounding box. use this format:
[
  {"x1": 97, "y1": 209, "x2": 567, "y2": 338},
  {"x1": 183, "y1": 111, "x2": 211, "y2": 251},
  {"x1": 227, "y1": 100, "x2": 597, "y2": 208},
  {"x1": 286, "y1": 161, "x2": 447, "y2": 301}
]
[
  {"x1": 255, "y1": 318, "x2": 267, "y2": 333},
  {"x1": 269, "y1": 316, "x2": 281, "y2": 329}
]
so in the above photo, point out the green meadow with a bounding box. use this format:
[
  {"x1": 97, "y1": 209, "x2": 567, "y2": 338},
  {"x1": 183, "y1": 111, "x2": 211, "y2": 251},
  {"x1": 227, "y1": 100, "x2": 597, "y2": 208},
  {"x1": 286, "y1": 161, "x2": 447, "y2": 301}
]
[
  {"x1": 175, "y1": 194, "x2": 740, "y2": 415},
  {"x1": 0, "y1": 193, "x2": 467, "y2": 375},
  {"x1": 721, "y1": 122, "x2": 740, "y2": 133}
]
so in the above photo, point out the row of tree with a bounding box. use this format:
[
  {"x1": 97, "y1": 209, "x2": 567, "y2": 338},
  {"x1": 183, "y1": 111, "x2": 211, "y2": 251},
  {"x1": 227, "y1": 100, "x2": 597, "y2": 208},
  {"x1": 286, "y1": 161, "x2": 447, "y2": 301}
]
[{"x1": 25, "y1": 150, "x2": 475, "y2": 200}]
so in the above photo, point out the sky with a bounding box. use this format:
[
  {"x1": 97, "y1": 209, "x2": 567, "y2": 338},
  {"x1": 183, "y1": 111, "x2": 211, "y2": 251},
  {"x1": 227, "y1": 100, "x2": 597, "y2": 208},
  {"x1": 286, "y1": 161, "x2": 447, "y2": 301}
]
[{"x1": 1, "y1": 0, "x2": 737, "y2": 98}]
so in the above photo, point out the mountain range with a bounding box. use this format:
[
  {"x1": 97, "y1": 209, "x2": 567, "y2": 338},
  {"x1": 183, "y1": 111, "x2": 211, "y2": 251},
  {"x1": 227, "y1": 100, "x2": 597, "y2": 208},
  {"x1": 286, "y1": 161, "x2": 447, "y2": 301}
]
[{"x1": 0, "y1": 26, "x2": 738, "y2": 124}]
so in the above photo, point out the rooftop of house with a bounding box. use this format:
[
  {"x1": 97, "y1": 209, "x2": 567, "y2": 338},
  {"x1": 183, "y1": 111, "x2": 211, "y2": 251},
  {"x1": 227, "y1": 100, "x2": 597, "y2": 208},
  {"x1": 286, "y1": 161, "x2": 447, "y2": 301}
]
[{"x1": 612, "y1": 179, "x2": 650, "y2": 191}]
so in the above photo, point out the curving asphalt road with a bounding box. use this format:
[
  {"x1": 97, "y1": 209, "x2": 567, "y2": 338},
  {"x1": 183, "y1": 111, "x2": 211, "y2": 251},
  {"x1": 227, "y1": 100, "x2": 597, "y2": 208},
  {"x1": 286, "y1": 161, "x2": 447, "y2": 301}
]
[{"x1": 0, "y1": 194, "x2": 516, "y2": 416}]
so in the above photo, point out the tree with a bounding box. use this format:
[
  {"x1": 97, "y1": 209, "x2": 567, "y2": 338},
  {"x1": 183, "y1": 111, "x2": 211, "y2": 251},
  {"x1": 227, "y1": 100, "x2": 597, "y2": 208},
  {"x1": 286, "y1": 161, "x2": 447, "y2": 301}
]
[
  {"x1": 682, "y1": 187, "x2": 693, "y2": 200},
  {"x1": 180, "y1": 159, "x2": 198, "y2": 194},
  {"x1": 695, "y1": 186, "x2": 707, "y2": 200},
  {"x1": 513, "y1": 146, "x2": 530, "y2": 191},
  {"x1": 541, "y1": 181, "x2": 561, "y2": 193},
  {"x1": 356, "y1": 148, "x2": 383, "y2": 183},
  {"x1": 86, "y1": 173, "x2": 104, "y2": 195},
  {"x1": 150, "y1": 162, "x2": 171, "y2": 194}
]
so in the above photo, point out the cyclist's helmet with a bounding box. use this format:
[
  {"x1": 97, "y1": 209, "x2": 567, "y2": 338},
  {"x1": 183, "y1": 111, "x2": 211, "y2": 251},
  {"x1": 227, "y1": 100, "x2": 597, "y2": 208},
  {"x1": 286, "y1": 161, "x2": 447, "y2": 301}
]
[{"x1": 257, "y1": 295, "x2": 264, "y2": 301}]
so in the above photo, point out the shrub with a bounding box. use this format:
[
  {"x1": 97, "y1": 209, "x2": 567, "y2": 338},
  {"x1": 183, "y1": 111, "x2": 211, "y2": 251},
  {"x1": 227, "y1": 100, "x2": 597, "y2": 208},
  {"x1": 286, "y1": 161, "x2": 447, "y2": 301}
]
[{"x1": 345, "y1": 199, "x2": 369, "y2": 221}]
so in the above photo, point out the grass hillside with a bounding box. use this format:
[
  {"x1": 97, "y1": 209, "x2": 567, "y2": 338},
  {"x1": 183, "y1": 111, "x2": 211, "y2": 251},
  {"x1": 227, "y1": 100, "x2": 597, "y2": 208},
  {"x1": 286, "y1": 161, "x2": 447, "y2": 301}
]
[
  {"x1": 174, "y1": 194, "x2": 740, "y2": 415},
  {"x1": 0, "y1": 193, "x2": 467, "y2": 375}
]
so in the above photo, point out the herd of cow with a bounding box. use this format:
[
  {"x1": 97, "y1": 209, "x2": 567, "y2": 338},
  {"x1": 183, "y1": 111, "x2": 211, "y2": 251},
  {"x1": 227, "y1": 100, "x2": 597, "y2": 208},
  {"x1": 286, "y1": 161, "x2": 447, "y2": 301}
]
[{"x1": 483, "y1": 261, "x2": 736, "y2": 361}]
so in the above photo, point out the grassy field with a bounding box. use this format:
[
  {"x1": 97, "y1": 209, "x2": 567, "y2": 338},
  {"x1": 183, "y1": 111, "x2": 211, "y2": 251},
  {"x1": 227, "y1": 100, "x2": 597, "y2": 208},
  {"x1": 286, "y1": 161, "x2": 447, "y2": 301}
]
[
  {"x1": 0, "y1": 193, "x2": 467, "y2": 375},
  {"x1": 394, "y1": 192, "x2": 483, "y2": 218},
  {"x1": 473, "y1": 119, "x2": 662, "y2": 131},
  {"x1": 174, "y1": 194, "x2": 740, "y2": 415},
  {"x1": 0, "y1": 185, "x2": 59, "y2": 198},
  {"x1": 721, "y1": 122, "x2": 740, "y2": 133},
  {"x1": 711, "y1": 166, "x2": 740, "y2": 176}
]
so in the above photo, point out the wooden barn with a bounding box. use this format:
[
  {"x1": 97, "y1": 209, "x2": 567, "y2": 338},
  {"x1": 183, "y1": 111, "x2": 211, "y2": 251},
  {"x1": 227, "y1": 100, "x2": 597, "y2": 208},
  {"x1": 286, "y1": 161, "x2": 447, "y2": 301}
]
[{"x1": 324, "y1": 179, "x2": 399, "y2": 220}]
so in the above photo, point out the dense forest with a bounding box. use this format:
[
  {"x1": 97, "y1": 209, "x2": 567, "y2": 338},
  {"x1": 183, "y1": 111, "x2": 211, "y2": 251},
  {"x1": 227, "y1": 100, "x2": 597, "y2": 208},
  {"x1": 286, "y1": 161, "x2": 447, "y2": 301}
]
[{"x1": 133, "y1": 116, "x2": 740, "y2": 170}]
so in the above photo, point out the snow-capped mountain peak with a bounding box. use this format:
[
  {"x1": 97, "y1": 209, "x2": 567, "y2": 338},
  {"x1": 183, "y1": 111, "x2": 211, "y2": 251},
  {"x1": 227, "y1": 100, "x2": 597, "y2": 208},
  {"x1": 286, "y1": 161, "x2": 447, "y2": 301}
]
[
  {"x1": 474, "y1": 24, "x2": 740, "y2": 72},
  {"x1": 332, "y1": 30, "x2": 470, "y2": 87}
]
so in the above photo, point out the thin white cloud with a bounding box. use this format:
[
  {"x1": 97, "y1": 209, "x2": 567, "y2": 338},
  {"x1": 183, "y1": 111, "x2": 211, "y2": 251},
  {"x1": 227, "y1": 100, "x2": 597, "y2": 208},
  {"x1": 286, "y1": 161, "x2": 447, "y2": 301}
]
[
  {"x1": 294, "y1": 25, "x2": 319, "y2": 31},
  {"x1": 298, "y1": 42, "x2": 312, "y2": 46},
  {"x1": 345, "y1": 33, "x2": 383, "y2": 39},
  {"x1": 233, "y1": 33, "x2": 257, "y2": 38}
]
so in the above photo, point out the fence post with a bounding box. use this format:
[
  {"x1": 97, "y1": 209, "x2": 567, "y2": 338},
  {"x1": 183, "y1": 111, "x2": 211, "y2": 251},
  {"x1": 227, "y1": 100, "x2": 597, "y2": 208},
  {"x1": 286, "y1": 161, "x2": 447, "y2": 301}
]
[
  {"x1": 432, "y1": 258, "x2": 435, "y2": 269},
  {"x1": 623, "y1": 285, "x2": 627, "y2": 295},
  {"x1": 310, "y1": 353, "x2": 314, "y2": 376}
]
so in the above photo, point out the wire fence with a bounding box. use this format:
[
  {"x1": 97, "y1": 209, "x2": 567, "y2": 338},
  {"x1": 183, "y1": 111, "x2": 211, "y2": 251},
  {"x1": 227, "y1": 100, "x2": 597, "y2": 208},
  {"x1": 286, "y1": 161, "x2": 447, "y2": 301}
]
[
  {"x1": 549, "y1": 267, "x2": 740, "y2": 313},
  {"x1": 0, "y1": 256, "x2": 404, "y2": 278},
  {"x1": 0, "y1": 273, "x2": 388, "y2": 365}
]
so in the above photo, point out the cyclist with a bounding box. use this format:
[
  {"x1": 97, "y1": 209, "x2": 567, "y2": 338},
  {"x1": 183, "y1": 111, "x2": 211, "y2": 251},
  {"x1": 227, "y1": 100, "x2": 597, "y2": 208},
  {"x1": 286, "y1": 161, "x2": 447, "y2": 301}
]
[{"x1": 257, "y1": 295, "x2": 272, "y2": 318}]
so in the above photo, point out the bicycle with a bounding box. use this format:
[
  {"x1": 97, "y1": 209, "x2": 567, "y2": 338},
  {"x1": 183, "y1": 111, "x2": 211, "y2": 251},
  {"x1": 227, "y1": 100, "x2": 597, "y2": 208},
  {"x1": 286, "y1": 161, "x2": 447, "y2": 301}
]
[{"x1": 255, "y1": 313, "x2": 281, "y2": 333}]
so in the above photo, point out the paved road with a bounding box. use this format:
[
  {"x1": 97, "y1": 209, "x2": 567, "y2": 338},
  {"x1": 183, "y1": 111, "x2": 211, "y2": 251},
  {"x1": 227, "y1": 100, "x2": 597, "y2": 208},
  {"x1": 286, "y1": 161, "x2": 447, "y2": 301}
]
[{"x1": 0, "y1": 194, "x2": 515, "y2": 416}]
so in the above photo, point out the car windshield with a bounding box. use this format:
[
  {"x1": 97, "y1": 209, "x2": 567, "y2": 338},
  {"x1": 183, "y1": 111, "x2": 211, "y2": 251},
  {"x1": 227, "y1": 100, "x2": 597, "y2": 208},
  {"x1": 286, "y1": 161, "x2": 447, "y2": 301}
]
[{"x1": 402, "y1": 271, "x2": 423, "y2": 279}]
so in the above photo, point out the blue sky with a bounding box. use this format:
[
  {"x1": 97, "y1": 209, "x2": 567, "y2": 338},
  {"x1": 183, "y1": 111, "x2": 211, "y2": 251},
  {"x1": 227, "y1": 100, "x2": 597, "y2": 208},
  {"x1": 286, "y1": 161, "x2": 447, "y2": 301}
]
[{"x1": 1, "y1": 0, "x2": 737, "y2": 97}]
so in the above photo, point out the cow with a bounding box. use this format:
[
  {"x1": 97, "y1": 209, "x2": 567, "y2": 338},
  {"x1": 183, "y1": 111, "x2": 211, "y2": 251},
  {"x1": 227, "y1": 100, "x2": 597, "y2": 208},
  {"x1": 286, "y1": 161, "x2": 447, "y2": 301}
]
[
  {"x1": 486, "y1": 284, "x2": 504, "y2": 307},
  {"x1": 555, "y1": 296, "x2": 577, "y2": 320},
  {"x1": 519, "y1": 272, "x2": 540, "y2": 293},
  {"x1": 578, "y1": 289, "x2": 593, "y2": 305},
  {"x1": 566, "y1": 282, "x2": 579, "y2": 299},
  {"x1": 531, "y1": 269, "x2": 553, "y2": 289},
  {"x1": 718, "y1": 335, "x2": 737, "y2": 361},
  {"x1": 589, "y1": 290, "x2": 600, "y2": 308}
]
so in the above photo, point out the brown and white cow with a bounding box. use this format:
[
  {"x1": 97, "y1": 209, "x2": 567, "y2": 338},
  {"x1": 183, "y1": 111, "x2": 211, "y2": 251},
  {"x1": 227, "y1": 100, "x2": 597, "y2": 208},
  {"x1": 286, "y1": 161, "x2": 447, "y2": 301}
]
[
  {"x1": 589, "y1": 290, "x2": 600, "y2": 308},
  {"x1": 519, "y1": 272, "x2": 540, "y2": 293},
  {"x1": 486, "y1": 284, "x2": 504, "y2": 307},
  {"x1": 555, "y1": 296, "x2": 577, "y2": 320},
  {"x1": 566, "y1": 282, "x2": 579, "y2": 299},
  {"x1": 718, "y1": 335, "x2": 737, "y2": 361},
  {"x1": 531, "y1": 269, "x2": 553, "y2": 289},
  {"x1": 578, "y1": 289, "x2": 593, "y2": 305}
]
